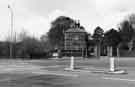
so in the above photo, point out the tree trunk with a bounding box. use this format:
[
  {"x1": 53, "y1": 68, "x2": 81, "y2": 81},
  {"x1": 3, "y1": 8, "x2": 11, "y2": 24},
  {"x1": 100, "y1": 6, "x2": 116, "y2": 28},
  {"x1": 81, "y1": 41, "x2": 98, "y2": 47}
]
[
  {"x1": 117, "y1": 47, "x2": 120, "y2": 57},
  {"x1": 107, "y1": 46, "x2": 112, "y2": 57},
  {"x1": 107, "y1": 46, "x2": 110, "y2": 57},
  {"x1": 128, "y1": 40, "x2": 133, "y2": 52},
  {"x1": 110, "y1": 46, "x2": 112, "y2": 57},
  {"x1": 97, "y1": 43, "x2": 100, "y2": 59}
]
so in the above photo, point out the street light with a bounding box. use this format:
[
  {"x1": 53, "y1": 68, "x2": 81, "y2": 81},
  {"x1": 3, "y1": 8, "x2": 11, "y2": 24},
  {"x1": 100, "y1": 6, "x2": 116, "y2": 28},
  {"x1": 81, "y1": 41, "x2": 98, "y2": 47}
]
[{"x1": 8, "y1": 5, "x2": 13, "y2": 58}]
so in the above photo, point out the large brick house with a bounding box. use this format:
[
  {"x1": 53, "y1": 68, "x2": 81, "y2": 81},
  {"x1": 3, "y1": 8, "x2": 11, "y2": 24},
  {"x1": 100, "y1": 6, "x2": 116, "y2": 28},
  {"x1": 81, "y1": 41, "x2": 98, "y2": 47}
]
[{"x1": 63, "y1": 23, "x2": 87, "y2": 57}]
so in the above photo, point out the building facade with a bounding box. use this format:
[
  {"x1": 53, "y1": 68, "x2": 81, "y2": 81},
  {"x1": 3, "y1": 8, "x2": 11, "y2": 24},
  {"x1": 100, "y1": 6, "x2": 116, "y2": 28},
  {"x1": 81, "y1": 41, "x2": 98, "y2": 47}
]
[{"x1": 63, "y1": 23, "x2": 87, "y2": 57}]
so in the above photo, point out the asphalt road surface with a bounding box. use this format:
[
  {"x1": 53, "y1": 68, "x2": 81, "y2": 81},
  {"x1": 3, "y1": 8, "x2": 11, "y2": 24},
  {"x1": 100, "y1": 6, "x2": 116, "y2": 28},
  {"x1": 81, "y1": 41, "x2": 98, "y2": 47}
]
[{"x1": 0, "y1": 57, "x2": 134, "y2": 87}]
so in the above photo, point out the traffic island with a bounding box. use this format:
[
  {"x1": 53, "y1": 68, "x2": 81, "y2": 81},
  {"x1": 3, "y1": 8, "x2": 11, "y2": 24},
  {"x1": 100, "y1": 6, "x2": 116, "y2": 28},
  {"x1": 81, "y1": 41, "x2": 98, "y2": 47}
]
[
  {"x1": 64, "y1": 57, "x2": 88, "y2": 72},
  {"x1": 64, "y1": 56, "x2": 127, "y2": 75},
  {"x1": 105, "y1": 57, "x2": 127, "y2": 75},
  {"x1": 105, "y1": 69, "x2": 127, "y2": 74},
  {"x1": 64, "y1": 56, "x2": 75, "y2": 71}
]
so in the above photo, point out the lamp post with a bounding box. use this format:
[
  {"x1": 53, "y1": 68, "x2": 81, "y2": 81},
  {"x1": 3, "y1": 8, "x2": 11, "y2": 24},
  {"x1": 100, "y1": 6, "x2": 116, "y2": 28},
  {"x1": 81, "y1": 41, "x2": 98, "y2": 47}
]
[{"x1": 8, "y1": 5, "x2": 13, "y2": 58}]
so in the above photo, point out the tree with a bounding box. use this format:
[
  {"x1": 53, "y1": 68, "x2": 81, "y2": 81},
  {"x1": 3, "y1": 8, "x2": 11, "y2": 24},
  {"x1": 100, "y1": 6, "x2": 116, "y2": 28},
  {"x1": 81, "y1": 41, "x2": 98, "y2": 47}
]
[
  {"x1": 17, "y1": 36, "x2": 48, "y2": 58},
  {"x1": 119, "y1": 20, "x2": 133, "y2": 42},
  {"x1": 40, "y1": 34, "x2": 53, "y2": 52},
  {"x1": 47, "y1": 16, "x2": 75, "y2": 50},
  {"x1": 103, "y1": 29, "x2": 121, "y2": 56},
  {"x1": 17, "y1": 29, "x2": 30, "y2": 42},
  {"x1": 93, "y1": 26, "x2": 104, "y2": 41},
  {"x1": 12, "y1": 30, "x2": 47, "y2": 58},
  {"x1": 127, "y1": 14, "x2": 135, "y2": 51},
  {"x1": 92, "y1": 26, "x2": 104, "y2": 58},
  {"x1": 128, "y1": 13, "x2": 135, "y2": 28},
  {"x1": 104, "y1": 29, "x2": 120, "y2": 47},
  {"x1": 119, "y1": 18, "x2": 135, "y2": 51}
]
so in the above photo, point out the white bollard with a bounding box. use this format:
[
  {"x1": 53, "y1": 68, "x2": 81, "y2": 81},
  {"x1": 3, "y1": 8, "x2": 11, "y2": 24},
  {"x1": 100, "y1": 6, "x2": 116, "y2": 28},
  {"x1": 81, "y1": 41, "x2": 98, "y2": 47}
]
[
  {"x1": 70, "y1": 56, "x2": 74, "y2": 70},
  {"x1": 110, "y1": 57, "x2": 115, "y2": 72}
]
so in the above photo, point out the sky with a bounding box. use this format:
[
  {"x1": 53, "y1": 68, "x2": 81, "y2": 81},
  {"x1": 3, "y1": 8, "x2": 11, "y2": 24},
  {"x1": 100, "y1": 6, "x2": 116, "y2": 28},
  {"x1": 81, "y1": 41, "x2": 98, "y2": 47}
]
[{"x1": 0, "y1": 0, "x2": 135, "y2": 40}]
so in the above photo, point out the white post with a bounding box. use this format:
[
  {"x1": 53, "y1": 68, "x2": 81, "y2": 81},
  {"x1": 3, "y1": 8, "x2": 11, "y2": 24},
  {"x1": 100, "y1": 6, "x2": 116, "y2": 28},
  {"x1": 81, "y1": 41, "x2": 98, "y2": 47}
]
[
  {"x1": 110, "y1": 57, "x2": 115, "y2": 72},
  {"x1": 109, "y1": 47, "x2": 115, "y2": 72},
  {"x1": 70, "y1": 56, "x2": 74, "y2": 70},
  {"x1": 107, "y1": 47, "x2": 126, "y2": 74}
]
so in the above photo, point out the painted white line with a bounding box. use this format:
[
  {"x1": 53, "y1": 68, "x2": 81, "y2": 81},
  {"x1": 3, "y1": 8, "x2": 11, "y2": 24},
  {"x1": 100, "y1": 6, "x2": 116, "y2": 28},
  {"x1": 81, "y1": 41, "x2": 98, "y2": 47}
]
[
  {"x1": 49, "y1": 73, "x2": 79, "y2": 77},
  {"x1": 44, "y1": 65, "x2": 60, "y2": 68},
  {"x1": 102, "y1": 77, "x2": 135, "y2": 82},
  {"x1": 31, "y1": 70, "x2": 79, "y2": 77},
  {"x1": 0, "y1": 78, "x2": 11, "y2": 82}
]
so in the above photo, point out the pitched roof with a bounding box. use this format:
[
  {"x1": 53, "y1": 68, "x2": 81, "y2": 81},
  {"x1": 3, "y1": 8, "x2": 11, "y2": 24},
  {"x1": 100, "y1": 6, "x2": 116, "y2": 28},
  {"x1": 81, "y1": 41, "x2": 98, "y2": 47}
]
[{"x1": 65, "y1": 28, "x2": 86, "y2": 33}]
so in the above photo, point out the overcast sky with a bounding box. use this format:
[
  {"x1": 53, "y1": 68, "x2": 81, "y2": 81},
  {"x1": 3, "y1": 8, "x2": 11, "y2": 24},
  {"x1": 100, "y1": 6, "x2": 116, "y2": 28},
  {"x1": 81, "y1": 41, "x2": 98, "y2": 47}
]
[{"x1": 0, "y1": 0, "x2": 135, "y2": 40}]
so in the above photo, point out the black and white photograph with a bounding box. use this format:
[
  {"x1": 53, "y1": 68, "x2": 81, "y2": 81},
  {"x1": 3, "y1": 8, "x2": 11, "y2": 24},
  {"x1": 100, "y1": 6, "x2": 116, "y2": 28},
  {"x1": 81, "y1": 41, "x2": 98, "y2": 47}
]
[{"x1": 0, "y1": 0, "x2": 135, "y2": 86}]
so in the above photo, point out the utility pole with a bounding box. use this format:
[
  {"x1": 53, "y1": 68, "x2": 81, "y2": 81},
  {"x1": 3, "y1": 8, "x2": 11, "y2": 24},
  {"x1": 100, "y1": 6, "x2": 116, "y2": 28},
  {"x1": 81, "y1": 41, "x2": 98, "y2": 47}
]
[{"x1": 8, "y1": 5, "x2": 13, "y2": 58}]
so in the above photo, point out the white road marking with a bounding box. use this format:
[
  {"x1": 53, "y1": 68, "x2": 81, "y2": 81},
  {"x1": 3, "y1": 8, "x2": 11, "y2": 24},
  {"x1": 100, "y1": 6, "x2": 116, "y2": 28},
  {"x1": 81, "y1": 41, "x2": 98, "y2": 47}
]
[
  {"x1": 31, "y1": 70, "x2": 79, "y2": 77},
  {"x1": 44, "y1": 65, "x2": 60, "y2": 68},
  {"x1": 102, "y1": 77, "x2": 135, "y2": 82},
  {"x1": 0, "y1": 78, "x2": 11, "y2": 82}
]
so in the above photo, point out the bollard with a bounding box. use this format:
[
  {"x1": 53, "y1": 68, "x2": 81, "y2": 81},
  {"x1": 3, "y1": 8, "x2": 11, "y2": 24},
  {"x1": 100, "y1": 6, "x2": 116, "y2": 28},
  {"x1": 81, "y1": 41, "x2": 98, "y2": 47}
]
[
  {"x1": 110, "y1": 57, "x2": 115, "y2": 72},
  {"x1": 70, "y1": 56, "x2": 74, "y2": 70}
]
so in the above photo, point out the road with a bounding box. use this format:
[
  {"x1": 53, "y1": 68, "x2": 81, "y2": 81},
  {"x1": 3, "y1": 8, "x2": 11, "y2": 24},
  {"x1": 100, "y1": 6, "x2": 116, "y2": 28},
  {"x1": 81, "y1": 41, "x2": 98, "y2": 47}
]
[{"x1": 0, "y1": 57, "x2": 134, "y2": 87}]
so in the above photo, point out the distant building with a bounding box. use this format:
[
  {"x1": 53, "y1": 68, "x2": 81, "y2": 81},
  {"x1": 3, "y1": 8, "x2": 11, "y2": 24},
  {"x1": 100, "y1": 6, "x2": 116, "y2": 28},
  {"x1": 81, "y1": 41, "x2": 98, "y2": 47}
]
[{"x1": 63, "y1": 22, "x2": 87, "y2": 57}]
